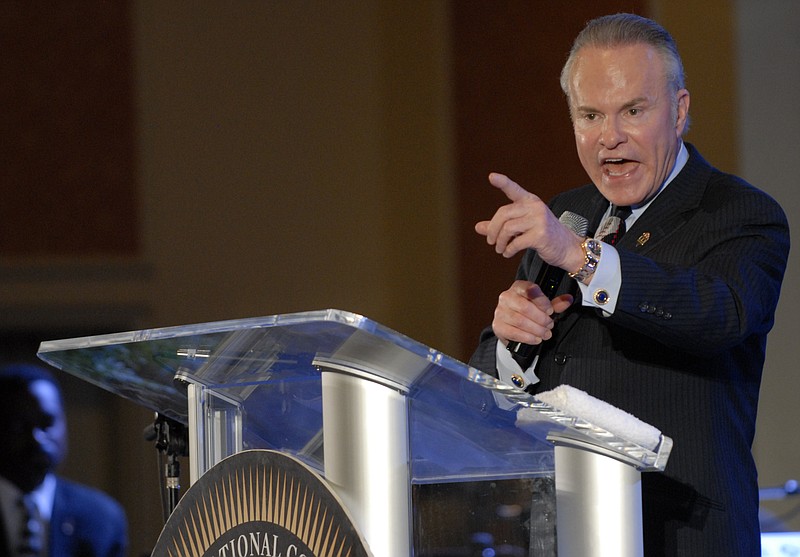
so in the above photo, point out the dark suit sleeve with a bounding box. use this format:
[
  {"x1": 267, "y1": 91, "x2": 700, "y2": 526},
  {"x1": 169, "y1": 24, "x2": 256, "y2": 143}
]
[{"x1": 468, "y1": 326, "x2": 499, "y2": 376}]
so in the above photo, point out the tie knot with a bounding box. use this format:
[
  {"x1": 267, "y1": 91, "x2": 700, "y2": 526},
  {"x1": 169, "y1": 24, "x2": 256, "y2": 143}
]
[
  {"x1": 610, "y1": 205, "x2": 632, "y2": 220},
  {"x1": 597, "y1": 205, "x2": 632, "y2": 246}
]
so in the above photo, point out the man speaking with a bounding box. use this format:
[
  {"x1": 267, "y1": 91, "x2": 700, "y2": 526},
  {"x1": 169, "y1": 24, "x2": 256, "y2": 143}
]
[{"x1": 471, "y1": 13, "x2": 790, "y2": 556}]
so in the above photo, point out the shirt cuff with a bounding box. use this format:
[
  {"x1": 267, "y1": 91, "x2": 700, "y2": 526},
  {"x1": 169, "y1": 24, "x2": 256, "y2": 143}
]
[
  {"x1": 578, "y1": 241, "x2": 622, "y2": 314},
  {"x1": 496, "y1": 340, "x2": 540, "y2": 389}
]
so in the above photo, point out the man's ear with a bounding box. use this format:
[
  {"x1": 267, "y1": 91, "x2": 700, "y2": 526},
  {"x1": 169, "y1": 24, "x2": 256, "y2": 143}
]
[{"x1": 675, "y1": 88, "x2": 691, "y2": 136}]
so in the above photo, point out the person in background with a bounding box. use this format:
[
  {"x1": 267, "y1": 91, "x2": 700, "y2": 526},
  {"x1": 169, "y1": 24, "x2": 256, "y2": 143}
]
[
  {"x1": 470, "y1": 13, "x2": 789, "y2": 556},
  {"x1": 0, "y1": 363, "x2": 128, "y2": 557}
]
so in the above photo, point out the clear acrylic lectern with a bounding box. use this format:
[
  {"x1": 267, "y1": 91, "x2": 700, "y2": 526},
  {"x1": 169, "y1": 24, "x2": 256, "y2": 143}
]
[{"x1": 37, "y1": 309, "x2": 672, "y2": 557}]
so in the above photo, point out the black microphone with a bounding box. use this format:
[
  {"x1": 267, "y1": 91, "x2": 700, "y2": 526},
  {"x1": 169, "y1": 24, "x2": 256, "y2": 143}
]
[{"x1": 506, "y1": 210, "x2": 589, "y2": 370}]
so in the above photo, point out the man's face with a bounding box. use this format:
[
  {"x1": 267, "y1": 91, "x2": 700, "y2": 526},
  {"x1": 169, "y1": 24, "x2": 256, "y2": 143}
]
[
  {"x1": 567, "y1": 43, "x2": 690, "y2": 207},
  {"x1": 0, "y1": 380, "x2": 68, "y2": 492}
]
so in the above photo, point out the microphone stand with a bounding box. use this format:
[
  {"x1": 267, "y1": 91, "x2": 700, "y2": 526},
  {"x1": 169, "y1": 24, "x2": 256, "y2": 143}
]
[{"x1": 145, "y1": 413, "x2": 189, "y2": 521}]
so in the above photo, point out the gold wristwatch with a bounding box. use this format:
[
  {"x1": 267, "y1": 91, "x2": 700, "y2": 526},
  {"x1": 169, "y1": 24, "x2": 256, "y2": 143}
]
[{"x1": 568, "y1": 238, "x2": 602, "y2": 283}]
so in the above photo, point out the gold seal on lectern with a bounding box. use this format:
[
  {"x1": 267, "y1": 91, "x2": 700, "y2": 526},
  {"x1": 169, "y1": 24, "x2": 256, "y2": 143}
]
[{"x1": 152, "y1": 450, "x2": 372, "y2": 557}]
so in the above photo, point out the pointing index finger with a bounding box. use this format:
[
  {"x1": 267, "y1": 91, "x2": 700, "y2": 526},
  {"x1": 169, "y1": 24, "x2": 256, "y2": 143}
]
[{"x1": 488, "y1": 172, "x2": 531, "y2": 202}]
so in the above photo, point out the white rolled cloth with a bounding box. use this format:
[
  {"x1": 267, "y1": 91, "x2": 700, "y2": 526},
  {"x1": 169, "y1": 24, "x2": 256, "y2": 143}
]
[{"x1": 535, "y1": 384, "x2": 662, "y2": 451}]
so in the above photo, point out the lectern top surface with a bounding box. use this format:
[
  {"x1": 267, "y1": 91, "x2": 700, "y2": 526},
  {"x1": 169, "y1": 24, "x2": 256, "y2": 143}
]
[{"x1": 37, "y1": 309, "x2": 670, "y2": 480}]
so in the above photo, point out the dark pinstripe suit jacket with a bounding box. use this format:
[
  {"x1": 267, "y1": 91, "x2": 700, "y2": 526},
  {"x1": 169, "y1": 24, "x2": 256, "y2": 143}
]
[{"x1": 469, "y1": 144, "x2": 790, "y2": 557}]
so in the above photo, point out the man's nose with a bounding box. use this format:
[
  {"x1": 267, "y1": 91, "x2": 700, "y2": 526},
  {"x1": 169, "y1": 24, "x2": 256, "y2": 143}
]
[{"x1": 599, "y1": 116, "x2": 626, "y2": 148}]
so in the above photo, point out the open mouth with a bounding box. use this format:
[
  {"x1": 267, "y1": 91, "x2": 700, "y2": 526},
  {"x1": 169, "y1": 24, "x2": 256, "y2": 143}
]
[{"x1": 602, "y1": 158, "x2": 637, "y2": 176}]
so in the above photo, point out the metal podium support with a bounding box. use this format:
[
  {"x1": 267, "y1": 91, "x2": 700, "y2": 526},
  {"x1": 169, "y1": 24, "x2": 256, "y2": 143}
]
[
  {"x1": 183, "y1": 381, "x2": 244, "y2": 485},
  {"x1": 551, "y1": 436, "x2": 645, "y2": 557},
  {"x1": 320, "y1": 369, "x2": 411, "y2": 557}
]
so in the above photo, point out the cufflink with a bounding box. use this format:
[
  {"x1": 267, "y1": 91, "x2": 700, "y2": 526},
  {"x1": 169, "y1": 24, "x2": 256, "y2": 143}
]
[
  {"x1": 593, "y1": 289, "x2": 610, "y2": 305},
  {"x1": 511, "y1": 374, "x2": 525, "y2": 388}
]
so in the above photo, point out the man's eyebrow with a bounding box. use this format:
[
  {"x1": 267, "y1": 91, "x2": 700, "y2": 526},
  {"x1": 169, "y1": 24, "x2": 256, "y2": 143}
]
[
  {"x1": 621, "y1": 97, "x2": 649, "y2": 110},
  {"x1": 574, "y1": 97, "x2": 650, "y2": 114},
  {"x1": 574, "y1": 104, "x2": 600, "y2": 114}
]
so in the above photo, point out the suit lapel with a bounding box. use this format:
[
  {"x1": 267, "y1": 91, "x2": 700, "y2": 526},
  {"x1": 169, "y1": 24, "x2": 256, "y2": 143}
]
[{"x1": 619, "y1": 143, "x2": 711, "y2": 254}]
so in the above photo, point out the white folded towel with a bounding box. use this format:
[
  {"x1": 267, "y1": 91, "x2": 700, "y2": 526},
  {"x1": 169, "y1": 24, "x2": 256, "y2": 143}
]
[{"x1": 535, "y1": 385, "x2": 662, "y2": 451}]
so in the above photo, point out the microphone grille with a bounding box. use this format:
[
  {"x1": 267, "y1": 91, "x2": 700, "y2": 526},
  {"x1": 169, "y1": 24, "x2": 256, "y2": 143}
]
[{"x1": 559, "y1": 210, "x2": 589, "y2": 236}]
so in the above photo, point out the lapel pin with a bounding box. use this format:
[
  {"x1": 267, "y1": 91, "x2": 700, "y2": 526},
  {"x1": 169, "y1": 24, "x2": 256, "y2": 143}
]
[{"x1": 636, "y1": 232, "x2": 651, "y2": 247}]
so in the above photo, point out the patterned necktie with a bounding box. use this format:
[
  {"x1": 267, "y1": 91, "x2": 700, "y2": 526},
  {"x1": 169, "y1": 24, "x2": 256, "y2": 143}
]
[
  {"x1": 18, "y1": 495, "x2": 43, "y2": 557},
  {"x1": 598, "y1": 205, "x2": 632, "y2": 245}
]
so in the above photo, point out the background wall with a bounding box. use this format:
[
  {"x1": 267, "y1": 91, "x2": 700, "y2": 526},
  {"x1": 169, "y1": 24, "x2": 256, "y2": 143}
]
[
  {"x1": 1, "y1": 2, "x2": 797, "y2": 554},
  {"x1": 733, "y1": 0, "x2": 800, "y2": 532},
  {"x1": 134, "y1": 2, "x2": 458, "y2": 351}
]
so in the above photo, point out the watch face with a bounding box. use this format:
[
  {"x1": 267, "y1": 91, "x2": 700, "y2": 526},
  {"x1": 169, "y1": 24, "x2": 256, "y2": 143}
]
[{"x1": 152, "y1": 450, "x2": 373, "y2": 557}]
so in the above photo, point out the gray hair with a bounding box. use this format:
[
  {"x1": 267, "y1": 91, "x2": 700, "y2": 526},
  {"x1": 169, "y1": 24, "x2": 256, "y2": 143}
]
[{"x1": 560, "y1": 13, "x2": 686, "y2": 99}]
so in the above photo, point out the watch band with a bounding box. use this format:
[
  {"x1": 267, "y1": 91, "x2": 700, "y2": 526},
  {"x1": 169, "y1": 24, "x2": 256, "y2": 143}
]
[{"x1": 569, "y1": 238, "x2": 602, "y2": 283}]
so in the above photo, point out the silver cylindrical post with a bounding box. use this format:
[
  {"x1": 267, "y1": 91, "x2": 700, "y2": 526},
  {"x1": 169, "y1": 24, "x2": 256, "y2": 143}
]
[
  {"x1": 554, "y1": 444, "x2": 644, "y2": 557},
  {"x1": 321, "y1": 370, "x2": 411, "y2": 557}
]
